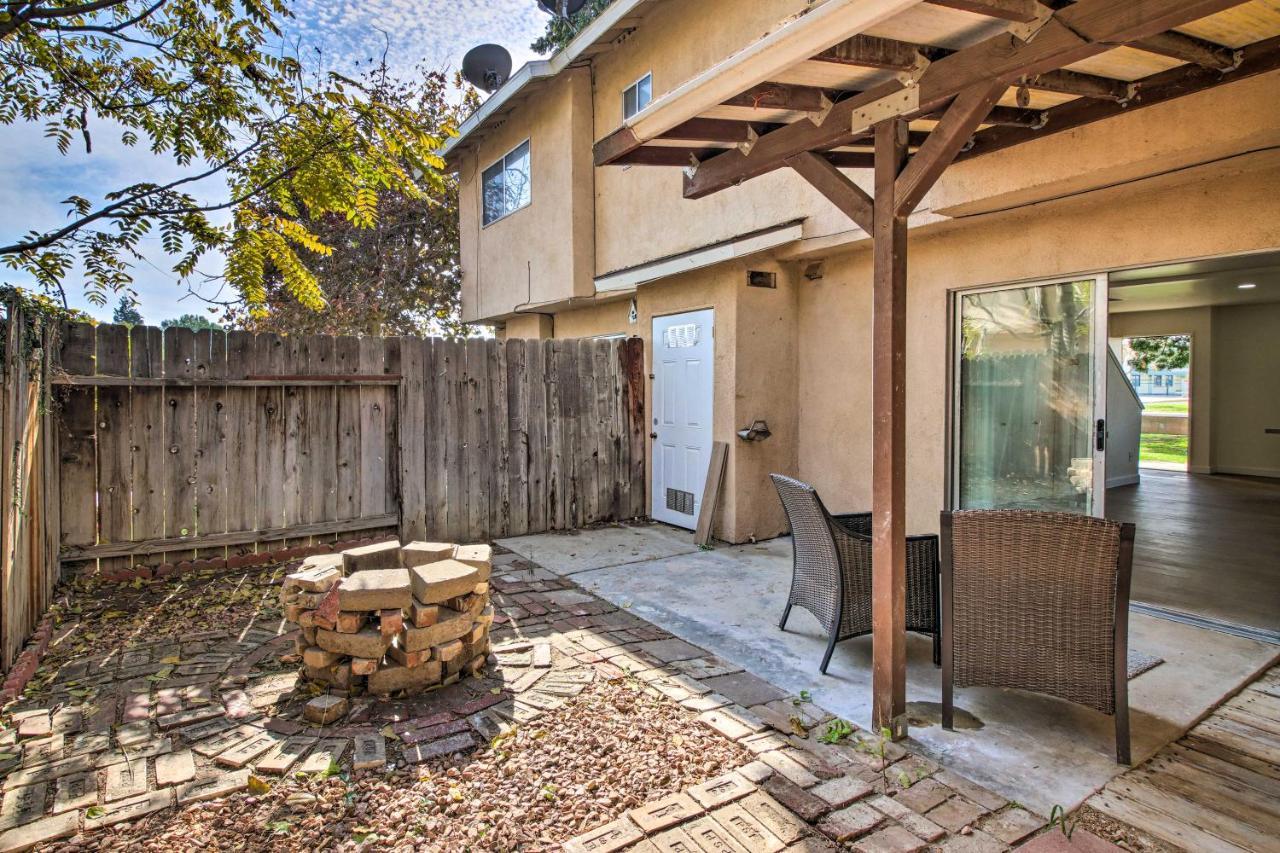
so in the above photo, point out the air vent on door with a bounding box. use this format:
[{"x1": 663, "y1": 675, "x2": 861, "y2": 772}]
[{"x1": 665, "y1": 488, "x2": 695, "y2": 515}]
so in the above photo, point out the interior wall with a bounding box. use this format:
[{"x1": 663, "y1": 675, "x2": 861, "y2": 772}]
[
  {"x1": 1211, "y1": 302, "x2": 1280, "y2": 478},
  {"x1": 1109, "y1": 307, "x2": 1213, "y2": 473},
  {"x1": 1105, "y1": 351, "x2": 1143, "y2": 487}
]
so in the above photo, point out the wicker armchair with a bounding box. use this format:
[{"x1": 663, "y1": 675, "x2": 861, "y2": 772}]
[
  {"x1": 941, "y1": 510, "x2": 1135, "y2": 765},
  {"x1": 770, "y1": 474, "x2": 940, "y2": 675}
]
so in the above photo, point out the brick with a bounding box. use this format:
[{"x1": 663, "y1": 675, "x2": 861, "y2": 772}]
[
  {"x1": 937, "y1": 829, "x2": 1006, "y2": 852},
  {"x1": 648, "y1": 827, "x2": 704, "y2": 853},
  {"x1": 531, "y1": 642, "x2": 552, "y2": 668},
  {"x1": 761, "y1": 749, "x2": 821, "y2": 788},
  {"x1": 104, "y1": 758, "x2": 147, "y2": 801},
  {"x1": 156, "y1": 704, "x2": 225, "y2": 730},
  {"x1": 818, "y1": 802, "x2": 883, "y2": 842},
  {"x1": 367, "y1": 660, "x2": 443, "y2": 695},
  {"x1": 303, "y1": 646, "x2": 343, "y2": 668},
  {"x1": 927, "y1": 797, "x2": 987, "y2": 833},
  {"x1": 701, "y1": 672, "x2": 789, "y2": 707},
  {"x1": 629, "y1": 792, "x2": 702, "y2": 834},
  {"x1": 341, "y1": 541, "x2": 402, "y2": 573},
  {"x1": 683, "y1": 816, "x2": 752, "y2": 853},
  {"x1": 335, "y1": 612, "x2": 367, "y2": 634},
  {"x1": 740, "y1": 791, "x2": 807, "y2": 845},
  {"x1": 21, "y1": 734, "x2": 64, "y2": 767},
  {"x1": 379, "y1": 608, "x2": 403, "y2": 640},
  {"x1": 216, "y1": 730, "x2": 282, "y2": 768},
  {"x1": 894, "y1": 778, "x2": 953, "y2": 815},
  {"x1": 408, "y1": 560, "x2": 480, "y2": 605},
  {"x1": 52, "y1": 772, "x2": 96, "y2": 814},
  {"x1": 254, "y1": 736, "x2": 316, "y2": 775},
  {"x1": 563, "y1": 816, "x2": 644, "y2": 853},
  {"x1": 402, "y1": 732, "x2": 475, "y2": 763},
  {"x1": 298, "y1": 738, "x2": 347, "y2": 774},
  {"x1": 452, "y1": 544, "x2": 493, "y2": 579},
  {"x1": 699, "y1": 709, "x2": 756, "y2": 741},
  {"x1": 934, "y1": 770, "x2": 1009, "y2": 812},
  {"x1": 155, "y1": 750, "x2": 196, "y2": 786},
  {"x1": 433, "y1": 638, "x2": 465, "y2": 664},
  {"x1": 15, "y1": 716, "x2": 49, "y2": 740},
  {"x1": 0, "y1": 783, "x2": 47, "y2": 830},
  {"x1": 336, "y1": 568, "x2": 411, "y2": 611},
  {"x1": 980, "y1": 807, "x2": 1044, "y2": 845},
  {"x1": 763, "y1": 775, "x2": 832, "y2": 822},
  {"x1": 95, "y1": 737, "x2": 173, "y2": 768},
  {"x1": 352, "y1": 734, "x2": 385, "y2": 770},
  {"x1": 866, "y1": 794, "x2": 946, "y2": 843},
  {"x1": 812, "y1": 775, "x2": 874, "y2": 808},
  {"x1": 855, "y1": 825, "x2": 928, "y2": 853},
  {"x1": 348, "y1": 657, "x2": 377, "y2": 676},
  {"x1": 285, "y1": 562, "x2": 341, "y2": 592},
  {"x1": 0, "y1": 811, "x2": 78, "y2": 852},
  {"x1": 316, "y1": 627, "x2": 390, "y2": 659},
  {"x1": 406, "y1": 601, "x2": 439, "y2": 628},
  {"x1": 711, "y1": 802, "x2": 786, "y2": 852},
  {"x1": 303, "y1": 695, "x2": 348, "y2": 725},
  {"x1": 400, "y1": 608, "x2": 471, "y2": 652},
  {"x1": 689, "y1": 771, "x2": 754, "y2": 809},
  {"x1": 400, "y1": 542, "x2": 454, "y2": 567},
  {"x1": 177, "y1": 768, "x2": 251, "y2": 804},
  {"x1": 386, "y1": 646, "x2": 432, "y2": 668},
  {"x1": 737, "y1": 761, "x2": 774, "y2": 784}
]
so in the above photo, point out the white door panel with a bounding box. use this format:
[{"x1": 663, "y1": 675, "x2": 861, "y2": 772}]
[{"x1": 652, "y1": 310, "x2": 714, "y2": 529}]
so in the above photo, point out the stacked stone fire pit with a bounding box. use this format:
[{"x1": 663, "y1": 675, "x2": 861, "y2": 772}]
[{"x1": 280, "y1": 540, "x2": 494, "y2": 722}]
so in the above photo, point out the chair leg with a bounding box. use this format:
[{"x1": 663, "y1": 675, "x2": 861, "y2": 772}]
[
  {"x1": 1116, "y1": 711, "x2": 1131, "y2": 766},
  {"x1": 779, "y1": 603, "x2": 793, "y2": 632},
  {"x1": 932, "y1": 631, "x2": 941, "y2": 668},
  {"x1": 819, "y1": 631, "x2": 838, "y2": 675}
]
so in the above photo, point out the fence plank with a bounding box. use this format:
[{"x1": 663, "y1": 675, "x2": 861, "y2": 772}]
[
  {"x1": 358, "y1": 338, "x2": 389, "y2": 519},
  {"x1": 334, "y1": 336, "x2": 361, "y2": 522},
  {"x1": 95, "y1": 325, "x2": 132, "y2": 578},
  {"x1": 224, "y1": 331, "x2": 257, "y2": 542},
  {"x1": 525, "y1": 339, "x2": 549, "y2": 533},
  {"x1": 398, "y1": 336, "x2": 427, "y2": 541},
  {"x1": 621, "y1": 338, "x2": 647, "y2": 519},
  {"x1": 254, "y1": 333, "x2": 286, "y2": 531},
  {"x1": 505, "y1": 340, "x2": 529, "y2": 537},
  {"x1": 162, "y1": 326, "x2": 198, "y2": 561},
  {"x1": 130, "y1": 326, "x2": 165, "y2": 546},
  {"x1": 421, "y1": 339, "x2": 444, "y2": 539},
  {"x1": 195, "y1": 330, "x2": 228, "y2": 554},
  {"x1": 441, "y1": 341, "x2": 465, "y2": 541},
  {"x1": 489, "y1": 340, "x2": 511, "y2": 539}
]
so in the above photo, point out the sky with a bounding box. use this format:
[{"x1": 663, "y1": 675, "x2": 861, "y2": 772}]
[{"x1": 0, "y1": 0, "x2": 549, "y2": 325}]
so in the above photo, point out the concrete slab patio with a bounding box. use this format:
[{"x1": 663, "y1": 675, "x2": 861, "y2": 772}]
[{"x1": 502, "y1": 523, "x2": 1280, "y2": 817}]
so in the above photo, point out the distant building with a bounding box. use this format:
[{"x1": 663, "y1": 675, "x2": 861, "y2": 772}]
[{"x1": 1129, "y1": 368, "x2": 1189, "y2": 397}]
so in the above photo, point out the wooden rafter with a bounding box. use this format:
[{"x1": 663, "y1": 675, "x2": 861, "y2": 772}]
[
  {"x1": 1021, "y1": 68, "x2": 1134, "y2": 102},
  {"x1": 813, "y1": 34, "x2": 929, "y2": 71},
  {"x1": 680, "y1": 0, "x2": 1252, "y2": 198},
  {"x1": 721, "y1": 82, "x2": 828, "y2": 112},
  {"x1": 962, "y1": 33, "x2": 1280, "y2": 160},
  {"x1": 1133, "y1": 29, "x2": 1242, "y2": 71},
  {"x1": 786, "y1": 151, "x2": 874, "y2": 232},
  {"x1": 925, "y1": 0, "x2": 1044, "y2": 21}
]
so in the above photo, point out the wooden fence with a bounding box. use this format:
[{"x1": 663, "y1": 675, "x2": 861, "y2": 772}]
[
  {"x1": 0, "y1": 305, "x2": 60, "y2": 670},
  {"x1": 50, "y1": 322, "x2": 646, "y2": 581}
]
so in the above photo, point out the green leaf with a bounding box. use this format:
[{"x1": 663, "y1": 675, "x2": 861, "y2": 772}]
[{"x1": 86, "y1": 805, "x2": 105, "y2": 819}]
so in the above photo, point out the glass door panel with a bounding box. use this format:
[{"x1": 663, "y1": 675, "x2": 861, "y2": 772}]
[{"x1": 955, "y1": 278, "x2": 1105, "y2": 514}]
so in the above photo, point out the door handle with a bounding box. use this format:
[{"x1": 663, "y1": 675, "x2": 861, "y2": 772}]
[
  {"x1": 1095, "y1": 418, "x2": 1106, "y2": 451},
  {"x1": 650, "y1": 432, "x2": 658, "y2": 439}
]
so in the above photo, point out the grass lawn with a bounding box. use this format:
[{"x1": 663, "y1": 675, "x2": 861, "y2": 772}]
[
  {"x1": 1141, "y1": 432, "x2": 1188, "y2": 464},
  {"x1": 1143, "y1": 399, "x2": 1189, "y2": 415}
]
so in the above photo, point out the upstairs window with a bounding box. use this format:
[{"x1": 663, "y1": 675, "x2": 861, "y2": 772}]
[
  {"x1": 482, "y1": 140, "x2": 531, "y2": 226},
  {"x1": 623, "y1": 73, "x2": 652, "y2": 120}
]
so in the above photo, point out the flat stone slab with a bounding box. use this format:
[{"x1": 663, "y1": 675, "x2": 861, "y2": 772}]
[
  {"x1": 497, "y1": 525, "x2": 696, "y2": 576},
  {"x1": 105, "y1": 759, "x2": 148, "y2": 801},
  {"x1": 700, "y1": 671, "x2": 790, "y2": 708},
  {"x1": 629, "y1": 792, "x2": 702, "y2": 834},
  {"x1": 177, "y1": 769, "x2": 251, "y2": 804},
  {"x1": 689, "y1": 771, "x2": 754, "y2": 809},
  {"x1": 298, "y1": 739, "x2": 348, "y2": 774},
  {"x1": 562, "y1": 816, "x2": 644, "y2": 853},
  {"x1": 341, "y1": 541, "x2": 402, "y2": 574},
  {"x1": 0, "y1": 810, "x2": 79, "y2": 852},
  {"x1": 0, "y1": 783, "x2": 47, "y2": 830},
  {"x1": 401, "y1": 542, "x2": 455, "y2": 567},
  {"x1": 337, "y1": 568, "x2": 411, "y2": 611},
  {"x1": 52, "y1": 773, "x2": 96, "y2": 814},
  {"x1": 155, "y1": 750, "x2": 196, "y2": 786},
  {"x1": 408, "y1": 560, "x2": 480, "y2": 604},
  {"x1": 352, "y1": 734, "x2": 386, "y2": 770},
  {"x1": 255, "y1": 737, "x2": 317, "y2": 775},
  {"x1": 402, "y1": 732, "x2": 475, "y2": 763},
  {"x1": 711, "y1": 802, "x2": 787, "y2": 852},
  {"x1": 86, "y1": 789, "x2": 173, "y2": 829},
  {"x1": 215, "y1": 730, "x2": 282, "y2": 768}
]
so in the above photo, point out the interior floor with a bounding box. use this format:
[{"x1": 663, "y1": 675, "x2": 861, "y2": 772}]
[{"x1": 1107, "y1": 469, "x2": 1280, "y2": 633}]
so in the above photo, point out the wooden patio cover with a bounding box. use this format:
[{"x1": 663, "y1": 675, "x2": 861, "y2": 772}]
[{"x1": 593, "y1": 0, "x2": 1280, "y2": 738}]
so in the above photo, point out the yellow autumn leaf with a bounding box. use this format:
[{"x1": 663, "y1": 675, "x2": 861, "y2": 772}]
[
  {"x1": 379, "y1": 725, "x2": 399, "y2": 741},
  {"x1": 247, "y1": 775, "x2": 271, "y2": 795}
]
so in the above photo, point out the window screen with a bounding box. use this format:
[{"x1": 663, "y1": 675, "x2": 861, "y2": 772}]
[
  {"x1": 482, "y1": 140, "x2": 531, "y2": 226},
  {"x1": 624, "y1": 73, "x2": 652, "y2": 120}
]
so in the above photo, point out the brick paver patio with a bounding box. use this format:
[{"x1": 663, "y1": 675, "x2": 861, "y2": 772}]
[{"x1": 0, "y1": 543, "x2": 1071, "y2": 851}]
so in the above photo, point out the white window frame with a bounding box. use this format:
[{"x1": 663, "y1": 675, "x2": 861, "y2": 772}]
[
  {"x1": 481, "y1": 139, "x2": 532, "y2": 228},
  {"x1": 623, "y1": 72, "x2": 653, "y2": 121}
]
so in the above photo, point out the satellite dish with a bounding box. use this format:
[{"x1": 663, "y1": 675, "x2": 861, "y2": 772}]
[
  {"x1": 462, "y1": 44, "x2": 513, "y2": 93},
  {"x1": 537, "y1": 0, "x2": 589, "y2": 17}
]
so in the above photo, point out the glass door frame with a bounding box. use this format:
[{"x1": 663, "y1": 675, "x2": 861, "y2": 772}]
[{"x1": 945, "y1": 272, "x2": 1111, "y2": 517}]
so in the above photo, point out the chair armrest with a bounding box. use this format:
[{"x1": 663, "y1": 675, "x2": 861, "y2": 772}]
[{"x1": 830, "y1": 512, "x2": 872, "y2": 539}]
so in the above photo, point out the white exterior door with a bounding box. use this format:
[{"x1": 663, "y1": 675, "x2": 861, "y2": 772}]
[{"x1": 652, "y1": 309, "x2": 715, "y2": 529}]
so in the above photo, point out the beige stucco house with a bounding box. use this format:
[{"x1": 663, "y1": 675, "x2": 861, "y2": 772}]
[{"x1": 444, "y1": 0, "x2": 1280, "y2": 674}]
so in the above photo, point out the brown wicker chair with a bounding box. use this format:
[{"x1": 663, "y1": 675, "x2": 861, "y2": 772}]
[
  {"x1": 940, "y1": 509, "x2": 1135, "y2": 765},
  {"x1": 771, "y1": 474, "x2": 940, "y2": 674}
]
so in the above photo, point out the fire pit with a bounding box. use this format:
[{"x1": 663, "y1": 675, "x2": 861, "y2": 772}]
[{"x1": 279, "y1": 540, "x2": 494, "y2": 722}]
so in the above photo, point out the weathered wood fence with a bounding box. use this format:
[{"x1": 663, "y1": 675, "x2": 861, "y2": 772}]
[
  {"x1": 0, "y1": 305, "x2": 60, "y2": 670},
  {"x1": 48, "y1": 322, "x2": 645, "y2": 585}
]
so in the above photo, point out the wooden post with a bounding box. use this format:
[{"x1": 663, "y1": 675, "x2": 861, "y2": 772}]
[{"x1": 871, "y1": 118, "x2": 909, "y2": 739}]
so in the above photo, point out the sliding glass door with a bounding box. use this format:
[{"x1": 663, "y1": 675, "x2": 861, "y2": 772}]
[{"x1": 953, "y1": 276, "x2": 1108, "y2": 516}]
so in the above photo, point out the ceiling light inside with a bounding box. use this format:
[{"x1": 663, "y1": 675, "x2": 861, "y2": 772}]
[{"x1": 1238, "y1": 283, "x2": 1257, "y2": 289}]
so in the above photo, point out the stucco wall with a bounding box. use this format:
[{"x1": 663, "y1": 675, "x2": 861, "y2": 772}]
[
  {"x1": 1109, "y1": 307, "x2": 1214, "y2": 473},
  {"x1": 458, "y1": 67, "x2": 595, "y2": 323},
  {"x1": 795, "y1": 154, "x2": 1280, "y2": 535},
  {"x1": 1211, "y1": 302, "x2": 1280, "y2": 478}
]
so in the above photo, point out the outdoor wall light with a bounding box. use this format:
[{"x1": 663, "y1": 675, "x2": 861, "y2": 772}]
[{"x1": 737, "y1": 420, "x2": 772, "y2": 442}]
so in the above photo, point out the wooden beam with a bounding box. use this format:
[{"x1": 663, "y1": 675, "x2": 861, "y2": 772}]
[
  {"x1": 895, "y1": 80, "x2": 1007, "y2": 215},
  {"x1": 961, "y1": 34, "x2": 1280, "y2": 161},
  {"x1": 1132, "y1": 30, "x2": 1241, "y2": 71},
  {"x1": 871, "y1": 118, "x2": 909, "y2": 740},
  {"x1": 786, "y1": 151, "x2": 875, "y2": 232},
  {"x1": 721, "y1": 82, "x2": 828, "y2": 113},
  {"x1": 925, "y1": 0, "x2": 1044, "y2": 21},
  {"x1": 612, "y1": 146, "x2": 716, "y2": 167},
  {"x1": 814, "y1": 34, "x2": 925, "y2": 71},
  {"x1": 927, "y1": 105, "x2": 1046, "y2": 127},
  {"x1": 594, "y1": 125, "x2": 643, "y2": 167},
  {"x1": 660, "y1": 118, "x2": 771, "y2": 143},
  {"x1": 683, "y1": 0, "x2": 1250, "y2": 198},
  {"x1": 1023, "y1": 69, "x2": 1134, "y2": 102},
  {"x1": 824, "y1": 151, "x2": 878, "y2": 169}
]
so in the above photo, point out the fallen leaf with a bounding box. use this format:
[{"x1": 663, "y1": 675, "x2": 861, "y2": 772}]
[{"x1": 247, "y1": 775, "x2": 271, "y2": 795}]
